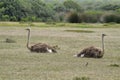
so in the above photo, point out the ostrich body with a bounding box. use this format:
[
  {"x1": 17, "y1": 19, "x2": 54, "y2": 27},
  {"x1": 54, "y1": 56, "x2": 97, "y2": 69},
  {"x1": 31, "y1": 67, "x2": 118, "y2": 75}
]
[
  {"x1": 26, "y1": 28, "x2": 57, "y2": 53},
  {"x1": 76, "y1": 34, "x2": 106, "y2": 58}
]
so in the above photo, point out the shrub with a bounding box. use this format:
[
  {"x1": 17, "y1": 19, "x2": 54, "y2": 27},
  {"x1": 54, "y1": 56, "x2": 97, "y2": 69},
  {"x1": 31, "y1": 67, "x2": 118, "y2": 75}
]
[
  {"x1": 2, "y1": 15, "x2": 10, "y2": 21},
  {"x1": 10, "y1": 16, "x2": 17, "y2": 21},
  {"x1": 80, "y1": 13, "x2": 97, "y2": 23},
  {"x1": 67, "y1": 12, "x2": 81, "y2": 23},
  {"x1": 109, "y1": 64, "x2": 119, "y2": 67},
  {"x1": 80, "y1": 11, "x2": 102, "y2": 23},
  {"x1": 102, "y1": 13, "x2": 120, "y2": 23}
]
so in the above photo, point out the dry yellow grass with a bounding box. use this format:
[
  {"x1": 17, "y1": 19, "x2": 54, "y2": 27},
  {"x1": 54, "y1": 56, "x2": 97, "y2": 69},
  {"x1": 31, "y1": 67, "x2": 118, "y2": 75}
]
[{"x1": 0, "y1": 24, "x2": 120, "y2": 80}]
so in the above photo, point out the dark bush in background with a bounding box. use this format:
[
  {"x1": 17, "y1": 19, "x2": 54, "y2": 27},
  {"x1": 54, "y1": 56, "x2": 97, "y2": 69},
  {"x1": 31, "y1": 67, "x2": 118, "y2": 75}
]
[
  {"x1": 102, "y1": 13, "x2": 120, "y2": 23},
  {"x1": 67, "y1": 12, "x2": 81, "y2": 23},
  {"x1": 80, "y1": 11, "x2": 102, "y2": 23}
]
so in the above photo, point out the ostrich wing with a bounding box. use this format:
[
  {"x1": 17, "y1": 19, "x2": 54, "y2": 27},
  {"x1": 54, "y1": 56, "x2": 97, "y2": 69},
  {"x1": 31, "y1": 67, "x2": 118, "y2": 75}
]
[
  {"x1": 30, "y1": 43, "x2": 57, "y2": 53},
  {"x1": 77, "y1": 46, "x2": 103, "y2": 58}
]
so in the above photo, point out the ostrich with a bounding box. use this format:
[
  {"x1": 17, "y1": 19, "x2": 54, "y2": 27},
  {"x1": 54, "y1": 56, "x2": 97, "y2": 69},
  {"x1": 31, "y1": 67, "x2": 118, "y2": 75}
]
[
  {"x1": 75, "y1": 34, "x2": 106, "y2": 58},
  {"x1": 25, "y1": 28, "x2": 57, "y2": 53}
]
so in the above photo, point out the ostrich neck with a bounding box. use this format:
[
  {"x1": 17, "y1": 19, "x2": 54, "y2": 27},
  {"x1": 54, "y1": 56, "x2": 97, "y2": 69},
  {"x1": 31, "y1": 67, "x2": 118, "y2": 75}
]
[
  {"x1": 102, "y1": 35, "x2": 104, "y2": 54},
  {"x1": 27, "y1": 30, "x2": 31, "y2": 50}
]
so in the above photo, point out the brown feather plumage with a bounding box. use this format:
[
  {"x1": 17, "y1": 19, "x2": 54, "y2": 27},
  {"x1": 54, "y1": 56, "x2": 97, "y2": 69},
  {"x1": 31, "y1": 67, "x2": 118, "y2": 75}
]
[
  {"x1": 77, "y1": 46, "x2": 103, "y2": 58},
  {"x1": 30, "y1": 43, "x2": 57, "y2": 53}
]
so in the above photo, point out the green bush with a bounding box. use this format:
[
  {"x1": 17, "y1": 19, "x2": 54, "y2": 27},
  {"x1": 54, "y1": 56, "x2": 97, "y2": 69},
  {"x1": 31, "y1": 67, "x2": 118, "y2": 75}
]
[
  {"x1": 2, "y1": 15, "x2": 10, "y2": 21},
  {"x1": 103, "y1": 13, "x2": 120, "y2": 23},
  {"x1": 80, "y1": 11, "x2": 102, "y2": 23},
  {"x1": 10, "y1": 16, "x2": 17, "y2": 21},
  {"x1": 67, "y1": 12, "x2": 81, "y2": 23}
]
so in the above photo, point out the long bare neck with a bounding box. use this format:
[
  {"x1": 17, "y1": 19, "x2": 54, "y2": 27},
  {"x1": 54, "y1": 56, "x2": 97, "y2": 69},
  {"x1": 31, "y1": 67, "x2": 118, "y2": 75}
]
[
  {"x1": 27, "y1": 29, "x2": 31, "y2": 50},
  {"x1": 102, "y1": 35, "x2": 104, "y2": 53}
]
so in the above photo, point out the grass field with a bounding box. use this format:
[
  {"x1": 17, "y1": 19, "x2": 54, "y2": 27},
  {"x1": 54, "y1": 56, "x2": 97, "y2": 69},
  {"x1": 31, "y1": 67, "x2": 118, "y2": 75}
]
[{"x1": 0, "y1": 22, "x2": 120, "y2": 80}]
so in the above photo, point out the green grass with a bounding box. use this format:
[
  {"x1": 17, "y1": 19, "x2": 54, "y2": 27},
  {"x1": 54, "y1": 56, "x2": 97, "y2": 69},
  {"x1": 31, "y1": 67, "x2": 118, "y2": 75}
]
[
  {"x1": 0, "y1": 22, "x2": 120, "y2": 28},
  {"x1": 0, "y1": 22, "x2": 120, "y2": 80},
  {"x1": 65, "y1": 30, "x2": 94, "y2": 33}
]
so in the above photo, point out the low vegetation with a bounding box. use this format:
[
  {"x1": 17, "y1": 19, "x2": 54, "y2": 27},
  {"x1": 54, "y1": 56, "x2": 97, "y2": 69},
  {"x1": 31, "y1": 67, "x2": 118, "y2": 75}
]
[
  {"x1": 0, "y1": 24, "x2": 120, "y2": 80},
  {"x1": 0, "y1": 22, "x2": 120, "y2": 28},
  {"x1": 73, "y1": 76, "x2": 90, "y2": 80},
  {"x1": 65, "y1": 30, "x2": 94, "y2": 33},
  {"x1": 109, "y1": 64, "x2": 119, "y2": 67}
]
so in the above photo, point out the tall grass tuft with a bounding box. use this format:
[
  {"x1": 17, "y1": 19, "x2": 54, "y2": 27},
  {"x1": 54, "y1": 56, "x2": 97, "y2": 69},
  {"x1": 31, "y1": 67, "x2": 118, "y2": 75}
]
[
  {"x1": 65, "y1": 30, "x2": 94, "y2": 33},
  {"x1": 73, "y1": 76, "x2": 90, "y2": 80},
  {"x1": 109, "y1": 64, "x2": 119, "y2": 67}
]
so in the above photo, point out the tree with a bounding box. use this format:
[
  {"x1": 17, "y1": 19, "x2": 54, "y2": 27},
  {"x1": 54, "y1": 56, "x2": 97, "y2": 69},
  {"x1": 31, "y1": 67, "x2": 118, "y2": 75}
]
[
  {"x1": 63, "y1": 0, "x2": 83, "y2": 12},
  {"x1": 0, "y1": 0, "x2": 28, "y2": 21},
  {"x1": 100, "y1": 4, "x2": 120, "y2": 11},
  {"x1": 31, "y1": 0, "x2": 55, "y2": 22}
]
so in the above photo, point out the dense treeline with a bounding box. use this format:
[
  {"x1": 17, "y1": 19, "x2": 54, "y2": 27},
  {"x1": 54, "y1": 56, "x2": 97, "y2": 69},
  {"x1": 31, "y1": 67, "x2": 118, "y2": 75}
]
[{"x1": 0, "y1": 0, "x2": 120, "y2": 23}]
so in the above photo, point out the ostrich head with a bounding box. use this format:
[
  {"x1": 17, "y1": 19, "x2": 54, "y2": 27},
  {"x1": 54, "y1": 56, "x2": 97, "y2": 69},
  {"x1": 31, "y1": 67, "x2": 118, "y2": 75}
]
[
  {"x1": 25, "y1": 28, "x2": 30, "y2": 31},
  {"x1": 102, "y1": 34, "x2": 107, "y2": 37}
]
